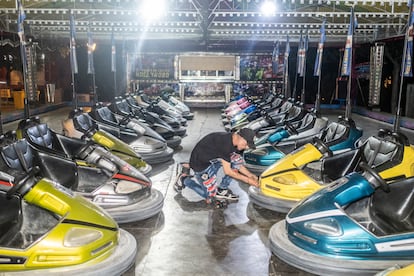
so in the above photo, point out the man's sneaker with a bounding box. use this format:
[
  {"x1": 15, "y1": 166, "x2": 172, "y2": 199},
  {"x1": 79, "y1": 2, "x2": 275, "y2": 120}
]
[
  {"x1": 215, "y1": 188, "x2": 239, "y2": 201},
  {"x1": 207, "y1": 197, "x2": 228, "y2": 209},
  {"x1": 174, "y1": 174, "x2": 186, "y2": 193},
  {"x1": 212, "y1": 198, "x2": 228, "y2": 209},
  {"x1": 179, "y1": 163, "x2": 191, "y2": 175}
]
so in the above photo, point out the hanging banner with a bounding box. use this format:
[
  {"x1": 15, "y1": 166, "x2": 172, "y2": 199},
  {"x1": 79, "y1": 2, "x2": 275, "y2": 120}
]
[
  {"x1": 111, "y1": 29, "x2": 116, "y2": 73},
  {"x1": 341, "y1": 7, "x2": 357, "y2": 76},
  {"x1": 69, "y1": 13, "x2": 78, "y2": 75},
  {"x1": 403, "y1": 1, "x2": 414, "y2": 77},
  {"x1": 284, "y1": 35, "x2": 290, "y2": 72},
  {"x1": 297, "y1": 31, "x2": 308, "y2": 77},
  {"x1": 272, "y1": 41, "x2": 280, "y2": 74},
  {"x1": 314, "y1": 20, "x2": 326, "y2": 77},
  {"x1": 297, "y1": 31, "x2": 304, "y2": 77},
  {"x1": 87, "y1": 25, "x2": 95, "y2": 75},
  {"x1": 17, "y1": 0, "x2": 25, "y2": 42}
]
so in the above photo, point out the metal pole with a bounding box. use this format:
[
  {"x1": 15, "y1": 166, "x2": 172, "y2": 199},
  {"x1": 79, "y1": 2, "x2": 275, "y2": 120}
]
[
  {"x1": 0, "y1": 108, "x2": 3, "y2": 135},
  {"x1": 315, "y1": 71, "x2": 322, "y2": 113},
  {"x1": 71, "y1": 71, "x2": 77, "y2": 108},
  {"x1": 301, "y1": 54, "x2": 307, "y2": 103},
  {"x1": 284, "y1": 61, "x2": 289, "y2": 97},
  {"x1": 395, "y1": 1, "x2": 413, "y2": 132},
  {"x1": 345, "y1": 56, "x2": 352, "y2": 119},
  {"x1": 345, "y1": 8, "x2": 355, "y2": 120},
  {"x1": 113, "y1": 72, "x2": 117, "y2": 96},
  {"x1": 19, "y1": 37, "x2": 30, "y2": 118},
  {"x1": 69, "y1": 12, "x2": 78, "y2": 109},
  {"x1": 395, "y1": 42, "x2": 408, "y2": 131},
  {"x1": 292, "y1": 62, "x2": 298, "y2": 99},
  {"x1": 92, "y1": 72, "x2": 97, "y2": 104}
]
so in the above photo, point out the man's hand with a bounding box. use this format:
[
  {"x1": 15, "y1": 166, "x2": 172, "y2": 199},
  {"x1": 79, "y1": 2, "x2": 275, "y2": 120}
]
[
  {"x1": 248, "y1": 174, "x2": 258, "y2": 181},
  {"x1": 247, "y1": 177, "x2": 260, "y2": 187}
]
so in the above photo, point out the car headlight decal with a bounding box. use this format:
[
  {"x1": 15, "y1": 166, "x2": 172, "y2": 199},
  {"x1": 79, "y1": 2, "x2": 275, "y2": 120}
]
[
  {"x1": 272, "y1": 174, "x2": 297, "y2": 185},
  {"x1": 304, "y1": 218, "x2": 342, "y2": 236},
  {"x1": 64, "y1": 228, "x2": 103, "y2": 247}
]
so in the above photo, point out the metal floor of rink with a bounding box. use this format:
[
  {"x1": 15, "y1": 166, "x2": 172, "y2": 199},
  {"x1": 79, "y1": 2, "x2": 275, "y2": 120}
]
[{"x1": 3, "y1": 106, "x2": 414, "y2": 276}]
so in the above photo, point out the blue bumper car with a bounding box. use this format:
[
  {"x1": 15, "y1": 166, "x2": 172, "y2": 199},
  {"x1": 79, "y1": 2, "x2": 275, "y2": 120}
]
[
  {"x1": 243, "y1": 113, "x2": 346, "y2": 175},
  {"x1": 269, "y1": 162, "x2": 414, "y2": 275}
]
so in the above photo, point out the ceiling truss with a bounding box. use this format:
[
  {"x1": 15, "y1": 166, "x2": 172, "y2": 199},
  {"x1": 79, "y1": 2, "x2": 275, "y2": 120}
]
[{"x1": 0, "y1": 0, "x2": 411, "y2": 48}]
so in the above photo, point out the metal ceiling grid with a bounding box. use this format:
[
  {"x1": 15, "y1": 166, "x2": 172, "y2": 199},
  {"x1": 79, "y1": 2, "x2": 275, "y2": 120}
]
[{"x1": 0, "y1": 0, "x2": 411, "y2": 46}]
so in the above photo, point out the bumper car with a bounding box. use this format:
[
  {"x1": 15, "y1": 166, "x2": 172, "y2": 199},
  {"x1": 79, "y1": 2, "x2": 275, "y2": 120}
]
[
  {"x1": 160, "y1": 89, "x2": 194, "y2": 120},
  {"x1": 226, "y1": 90, "x2": 282, "y2": 111},
  {"x1": 269, "y1": 162, "x2": 414, "y2": 275},
  {"x1": 251, "y1": 130, "x2": 414, "y2": 213},
  {"x1": 376, "y1": 263, "x2": 414, "y2": 275},
  {"x1": 0, "y1": 146, "x2": 136, "y2": 273},
  {"x1": 135, "y1": 92, "x2": 187, "y2": 126},
  {"x1": 222, "y1": 95, "x2": 287, "y2": 130},
  {"x1": 17, "y1": 118, "x2": 164, "y2": 223},
  {"x1": 223, "y1": 95, "x2": 249, "y2": 113},
  {"x1": 110, "y1": 98, "x2": 182, "y2": 149},
  {"x1": 227, "y1": 100, "x2": 299, "y2": 133},
  {"x1": 63, "y1": 109, "x2": 152, "y2": 175},
  {"x1": 222, "y1": 104, "x2": 257, "y2": 126},
  {"x1": 244, "y1": 116, "x2": 357, "y2": 175},
  {"x1": 253, "y1": 109, "x2": 323, "y2": 146},
  {"x1": 225, "y1": 101, "x2": 292, "y2": 132},
  {"x1": 89, "y1": 103, "x2": 174, "y2": 164},
  {"x1": 124, "y1": 94, "x2": 186, "y2": 137},
  {"x1": 222, "y1": 93, "x2": 244, "y2": 107},
  {"x1": 223, "y1": 99, "x2": 252, "y2": 119}
]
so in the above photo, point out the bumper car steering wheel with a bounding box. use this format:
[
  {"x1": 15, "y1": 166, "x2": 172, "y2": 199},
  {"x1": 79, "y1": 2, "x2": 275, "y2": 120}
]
[
  {"x1": 285, "y1": 122, "x2": 298, "y2": 135},
  {"x1": 7, "y1": 166, "x2": 40, "y2": 198},
  {"x1": 313, "y1": 137, "x2": 333, "y2": 157},
  {"x1": 359, "y1": 162, "x2": 390, "y2": 193}
]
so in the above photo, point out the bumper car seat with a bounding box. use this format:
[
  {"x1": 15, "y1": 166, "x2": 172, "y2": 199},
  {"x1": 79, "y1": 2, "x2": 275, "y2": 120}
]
[
  {"x1": 89, "y1": 104, "x2": 174, "y2": 165},
  {"x1": 0, "y1": 140, "x2": 136, "y2": 273},
  {"x1": 124, "y1": 94, "x2": 186, "y2": 134},
  {"x1": 16, "y1": 119, "x2": 164, "y2": 223},
  {"x1": 269, "y1": 163, "x2": 414, "y2": 275},
  {"x1": 110, "y1": 98, "x2": 183, "y2": 149},
  {"x1": 252, "y1": 129, "x2": 410, "y2": 213},
  {"x1": 63, "y1": 109, "x2": 152, "y2": 175}
]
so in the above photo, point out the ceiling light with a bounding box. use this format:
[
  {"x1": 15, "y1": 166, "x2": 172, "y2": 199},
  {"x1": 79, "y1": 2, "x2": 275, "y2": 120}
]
[
  {"x1": 140, "y1": 0, "x2": 167, "y2": 20},
  {"x1": 260, "y1": 1, "x2": 277, "y2": 16}
]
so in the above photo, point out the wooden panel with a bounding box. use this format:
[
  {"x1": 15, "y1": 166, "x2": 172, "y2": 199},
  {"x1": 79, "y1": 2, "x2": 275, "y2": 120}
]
[{"x1": 0, "y1": 89, "x2": 11, "y2": 98}]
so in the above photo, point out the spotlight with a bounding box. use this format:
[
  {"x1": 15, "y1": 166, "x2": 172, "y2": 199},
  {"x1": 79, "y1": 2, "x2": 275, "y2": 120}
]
[
  {"x1": 260, "y1": 1, "x2": 277, "y2": 16},
  {"x1": 140, "y1": 0, "x2": 167, "y2": 20}
]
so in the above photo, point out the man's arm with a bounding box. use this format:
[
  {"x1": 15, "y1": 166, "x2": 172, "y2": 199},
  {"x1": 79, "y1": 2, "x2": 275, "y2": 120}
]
[
  {"x1": 238, "y1": 165, "x2": 259, "y2": 181},
  {"x1": 221, "y1": 160, "x2": 259, "y2": 187}
]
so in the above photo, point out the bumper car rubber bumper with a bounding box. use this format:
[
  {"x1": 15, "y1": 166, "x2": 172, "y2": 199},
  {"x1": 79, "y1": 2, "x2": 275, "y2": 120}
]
[
  {"x1": 105, "y1": 189, "x2": 164, "y2": 223},
  {"x1": 173, "y1": 127, "x2": 187, "y2": 138},
  {"x1": 248, "y1": 186, "x2": 296, "y2": 213},
  {"x1": 269, "y1": 220, "x2": 414, "y2": 276},
  {"x1": 165, "y1": 136, "x2": 182, "y2": 149},
  {"x1": 244, "y1": 162, "x2": 269, "y2": 175},
  {"x1": 139, "y1": 147, "x2": 174, "y2": 165},
  {"x1": 8, "y1": 229, "x2": 137, "y2": 276},
  {"x1": 182, "y1": 112, "x2": 194, "y2": 120}
]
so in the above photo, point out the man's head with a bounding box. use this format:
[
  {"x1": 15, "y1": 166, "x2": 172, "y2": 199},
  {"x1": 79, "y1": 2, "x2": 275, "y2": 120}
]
[{"x1": 234, "y1": 128, "x2": 256, "y2": 151}]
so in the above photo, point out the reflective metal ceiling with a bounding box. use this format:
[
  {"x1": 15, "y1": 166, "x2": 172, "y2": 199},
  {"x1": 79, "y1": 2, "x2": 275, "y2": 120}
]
[{"x1": 0, "y1": 0, "x2": 411, "y2": 48}]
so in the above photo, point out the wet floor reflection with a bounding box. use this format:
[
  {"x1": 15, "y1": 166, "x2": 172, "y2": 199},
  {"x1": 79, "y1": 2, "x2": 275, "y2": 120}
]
[{"x1": 4, "y1": 107, "x2": 414, "y2": 275}]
